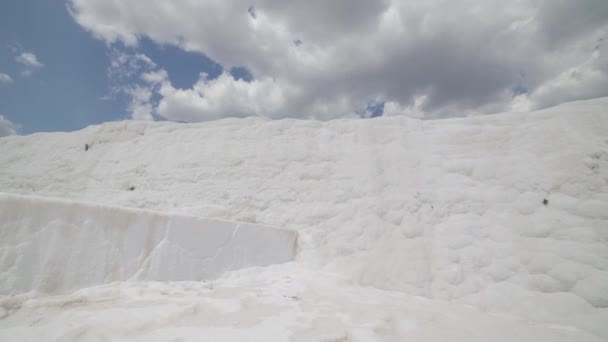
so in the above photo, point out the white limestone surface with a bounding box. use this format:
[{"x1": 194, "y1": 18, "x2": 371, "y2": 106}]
[
  {"x1": 1, "y1": 98, "x2": 607, "y2": 340},
  {"x1": 0, "y1": 192, "x2": 296, "y2": 295}
]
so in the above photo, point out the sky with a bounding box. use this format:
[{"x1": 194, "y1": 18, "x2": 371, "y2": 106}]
[{"x1": 1, "y1": 0, "x2": 607, "y2": 135}]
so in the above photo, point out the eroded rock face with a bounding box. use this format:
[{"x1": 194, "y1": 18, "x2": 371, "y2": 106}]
[{"x1": 0, "y1": 193, "x2": 297, "y2": 295}]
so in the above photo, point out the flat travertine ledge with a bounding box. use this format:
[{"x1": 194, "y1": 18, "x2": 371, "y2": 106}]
[{"x1": 0, "y1": 192, "x2": 297, "y2": 295}]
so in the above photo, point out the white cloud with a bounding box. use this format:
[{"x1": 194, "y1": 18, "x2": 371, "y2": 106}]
[
  {"x1": 383, "y1": 96, "x2": 427, "y2": 119},
  {"x1": 69, "y1": 0, "x2": 608, "y2": 120},
  {"x1": 0, "y1": 72, "x2": 13, "y2": 84},
  {"x1": 0, "y1": 115, "x2": 18, "y2": 137},
  {"x1": 15, "y1": 52, "x2": 44, "y2": 76},
  {"x1": 526, "y1": 42, "x2": 608, "y2": 109},
  {"x1": 104, "y1": 51, "x2": 158, "y2": 120},
  {"x1": 108, "y1": 51, "x2": 156, "y2": 81},
  {"x1": 154, "y1": 72, "x2": 294, "y2": 121},
  {"x1": 16, "y1": 52, "x2": 43, "y2": 68},
  {"x1": 127, "y1": 86, "x2": 155, "y2": 121}
]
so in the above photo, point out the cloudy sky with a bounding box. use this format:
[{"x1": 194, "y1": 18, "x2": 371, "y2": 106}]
[{"x1": 1, "y1": 0, "x2": 607, "y2": 134}]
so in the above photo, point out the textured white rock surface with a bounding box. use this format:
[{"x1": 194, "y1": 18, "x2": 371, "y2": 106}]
[
  {"x1": 0, "y1": 193, "x2": 296, "y2": 295},
  {"x1": 0, "y1": 98, "x2": 607, "y2": 340}
]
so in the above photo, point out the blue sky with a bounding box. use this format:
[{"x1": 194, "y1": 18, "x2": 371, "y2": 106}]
[
  {"x1": 1, "y1": 1, "x2": 607, "y2": 134},
  {"x1": 0, "y1": 0, "x2": 228, "y2": 134},
  {"x1": 0, "y1": 0, "x2": 123, "y2": 133}
]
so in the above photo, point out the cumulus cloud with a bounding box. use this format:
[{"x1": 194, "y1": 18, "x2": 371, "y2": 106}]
[
  {"x1": 69, "y1": 0, "x2": 608, "y2": 120},
  {"x1": 146, "y1": 70, "x2": 295, "y2": 121},
  {"x1": 0, "y1": 115, "x2": 18, "y2": 137},
  {"x1": 15, "y1": 52, "x2": 44, "y2": 76},
  {"x1": 0, "y1": 72, "x2": 13, "y2": 84}
]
